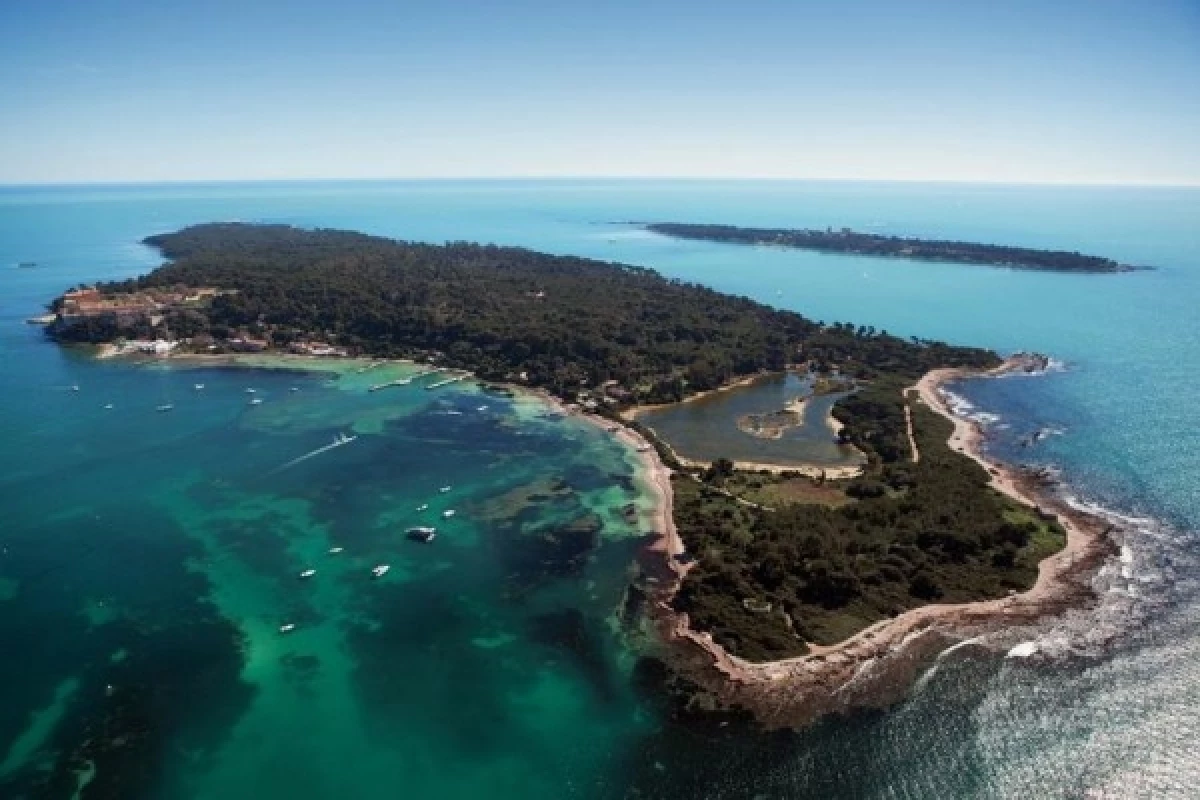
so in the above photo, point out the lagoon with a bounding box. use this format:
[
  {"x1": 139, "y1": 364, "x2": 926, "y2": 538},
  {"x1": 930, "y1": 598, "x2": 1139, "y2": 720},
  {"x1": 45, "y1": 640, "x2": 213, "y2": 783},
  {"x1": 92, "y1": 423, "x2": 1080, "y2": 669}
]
[{"x1": 634, "y1": 372, "x2": 864, "y2": 470}]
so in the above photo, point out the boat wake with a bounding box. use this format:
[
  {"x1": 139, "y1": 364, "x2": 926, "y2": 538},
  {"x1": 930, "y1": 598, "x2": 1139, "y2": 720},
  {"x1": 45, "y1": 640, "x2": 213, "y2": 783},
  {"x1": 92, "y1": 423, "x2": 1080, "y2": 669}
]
[{"x1": 271, "y1": 432, "x2": 358, "y2": 473}]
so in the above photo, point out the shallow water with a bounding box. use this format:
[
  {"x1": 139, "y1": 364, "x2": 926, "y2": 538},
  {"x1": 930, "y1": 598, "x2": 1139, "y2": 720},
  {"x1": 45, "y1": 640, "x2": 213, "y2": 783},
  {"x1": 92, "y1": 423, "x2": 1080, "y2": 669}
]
[
  {"x1": 636, "y1": 372, "x2": 863, "y2": 468},
  {"x1": 1, "y1": 180, "x2": 1198, "y2": 798}
]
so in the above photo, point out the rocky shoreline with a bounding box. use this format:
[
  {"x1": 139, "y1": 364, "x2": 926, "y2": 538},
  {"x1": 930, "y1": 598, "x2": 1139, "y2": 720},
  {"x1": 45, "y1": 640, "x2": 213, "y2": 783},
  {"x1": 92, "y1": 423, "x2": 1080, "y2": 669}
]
[{"x1": 640, "y1": 355, "x2": 1119, "y2": 729}]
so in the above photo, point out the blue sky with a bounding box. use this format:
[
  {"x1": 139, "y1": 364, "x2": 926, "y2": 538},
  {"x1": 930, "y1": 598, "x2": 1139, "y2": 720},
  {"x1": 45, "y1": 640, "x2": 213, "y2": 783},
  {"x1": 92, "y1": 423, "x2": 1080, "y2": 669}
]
[{"x1": 1, "y1": 0, "x2": 1197, "y2": 184}]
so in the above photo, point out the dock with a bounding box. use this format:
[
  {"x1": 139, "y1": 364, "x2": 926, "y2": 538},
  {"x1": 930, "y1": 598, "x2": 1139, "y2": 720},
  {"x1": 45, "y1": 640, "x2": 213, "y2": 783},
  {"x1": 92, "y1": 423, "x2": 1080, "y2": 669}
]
[
  {"x1": 356, "y1": 360, "x2": 387, "y2": 373},
  {"x1": 368, "y1": 369, "x2": 436, "y2": 392},
  {"x1": 425, "y1": 374, "x2": 469, "y2": 391}
]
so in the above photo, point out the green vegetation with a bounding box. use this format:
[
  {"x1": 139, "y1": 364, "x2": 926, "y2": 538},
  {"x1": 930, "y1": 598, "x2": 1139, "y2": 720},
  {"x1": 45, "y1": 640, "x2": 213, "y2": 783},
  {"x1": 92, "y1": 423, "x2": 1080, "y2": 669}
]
[
  {"x1": 648, "y1": 222, "x2": 1146, "y2": 273},
  {"x1": 672, "y1": 388, "x2": 1066, "y2": 661},
  {"x1": 47, "y1": 223, "x2": 1063, "y2": 662},
  {"x1": 52, "y1": 223, "x2": 997, "y2": 401}
]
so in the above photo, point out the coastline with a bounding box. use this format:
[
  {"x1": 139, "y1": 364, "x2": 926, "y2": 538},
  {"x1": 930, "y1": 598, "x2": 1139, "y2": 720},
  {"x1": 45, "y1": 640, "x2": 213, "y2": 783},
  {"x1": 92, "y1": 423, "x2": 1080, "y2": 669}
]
[
  {"x1": 73, "y1": 345, "x2": 1114, "y2": 728},
  {"x1": 641, "y1": 357, "x2": 1119, "y2": 729}
]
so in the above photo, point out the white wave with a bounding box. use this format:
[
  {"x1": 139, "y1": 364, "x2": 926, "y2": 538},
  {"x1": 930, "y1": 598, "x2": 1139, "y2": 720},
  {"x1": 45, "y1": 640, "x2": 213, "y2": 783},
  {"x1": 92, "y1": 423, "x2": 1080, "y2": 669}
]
[{"x1": 1006, "y1": 641, "x2": 1038, "y2": 658}]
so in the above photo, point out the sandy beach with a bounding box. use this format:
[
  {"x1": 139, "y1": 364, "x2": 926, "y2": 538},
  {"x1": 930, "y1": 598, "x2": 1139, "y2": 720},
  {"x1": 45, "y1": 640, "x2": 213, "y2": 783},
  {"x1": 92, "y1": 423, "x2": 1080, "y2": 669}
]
[{"x1": 642, "y1": 356, "x2": 1118, "y2": 729}]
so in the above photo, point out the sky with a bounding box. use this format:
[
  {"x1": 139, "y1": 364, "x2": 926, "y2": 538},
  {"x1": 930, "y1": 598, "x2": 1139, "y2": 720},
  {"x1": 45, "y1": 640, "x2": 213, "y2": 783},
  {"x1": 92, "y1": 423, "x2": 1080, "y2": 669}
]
[{"x1": 1, "y1": 0, "x2": 1198, "y2": 185}]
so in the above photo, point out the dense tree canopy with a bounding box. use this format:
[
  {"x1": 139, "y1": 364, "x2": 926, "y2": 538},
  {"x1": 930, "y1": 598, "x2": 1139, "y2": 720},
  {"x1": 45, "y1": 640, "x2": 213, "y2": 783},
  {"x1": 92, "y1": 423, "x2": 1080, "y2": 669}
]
[
  {"x1": 649, "y1": 223, "x2": 1144, "y2": 273},
  {"x1": 66, "y1": 223, "x2": 997, "y2": 400}
]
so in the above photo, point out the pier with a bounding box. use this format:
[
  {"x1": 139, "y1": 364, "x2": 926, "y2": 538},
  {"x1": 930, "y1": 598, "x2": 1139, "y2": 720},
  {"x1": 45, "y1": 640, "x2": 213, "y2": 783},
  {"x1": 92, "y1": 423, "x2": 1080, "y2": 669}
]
[
  {"x1": 368, "y1": 369, "x2": 436, "y2": 392},
  {"x1": 425, "y1": 374, "x2": 469, "y2": 391}
]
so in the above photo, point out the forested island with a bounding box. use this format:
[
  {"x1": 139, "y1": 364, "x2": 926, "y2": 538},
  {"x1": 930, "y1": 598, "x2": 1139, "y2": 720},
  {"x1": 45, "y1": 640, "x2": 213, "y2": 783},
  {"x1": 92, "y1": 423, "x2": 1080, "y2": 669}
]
[
  {"x1": 647, "y1": 222, "x2": 1146, "y2": 273},
  {"x1": 47, "y1": 223, "x2": 1066, "y2": 661}
]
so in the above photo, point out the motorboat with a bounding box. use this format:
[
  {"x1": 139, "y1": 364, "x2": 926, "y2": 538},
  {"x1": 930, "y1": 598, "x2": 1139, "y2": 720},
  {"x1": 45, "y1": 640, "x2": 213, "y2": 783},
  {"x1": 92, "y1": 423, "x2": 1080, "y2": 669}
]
[
  {"x1": 249, "y1": 397, "x2": 263, "y2": 405},
  {"x1": 416, "y1": 504, "x2": 429, "y2": 512},
  {"x1": 299, "y1": 569, "x2": 316, "y2": 579},
  {"x1": 371, "y1": 564, "x2": 391, "y2": 578},
  {"x1": 328, "y1": 547, "x2": 344, "y2": 554},
  {"x1": 406, "y1": 527, "x2": 437, "y2": 543},
  {"x1": 442, "y1": 509, "x2": 456, "y2": 519},
  {"x1": 439, "y1": 486, "x2": 451, "y2": 493},
  {"x1": 279, "y1": 623, "x2": 296, "y2": 634},
  {"x1": 156, "y1": 404, "x2": 174, "y2": 412}
]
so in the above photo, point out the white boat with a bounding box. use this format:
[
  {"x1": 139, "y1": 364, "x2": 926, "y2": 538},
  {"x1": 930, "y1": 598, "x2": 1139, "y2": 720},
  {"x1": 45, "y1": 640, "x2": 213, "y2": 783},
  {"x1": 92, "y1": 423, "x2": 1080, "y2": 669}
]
[
  {"x1": 246, "y1": 388, "x2": 257, "y2": 394},
  {"x1": 439, "y1": 486, "x2": 451, "y2": 493},
  {"x1": 249, "y1": 397, "x2": 263, "y2": 405},
  {"x1": 476, "y1": 405, "x2": 488, "y2": 412},
  {"x1": 70, "y1": 385, "x2": 80, "y2": 392},
  {"x1": 279, "y1": 623, "x2": 296, "y2": 634},
  {"x1": 371, "y1": 564, "x2": 390, "y2": 578},
  {"x1": 156, "y1": 404, "x2": 174, "y2": 412},
  {"x1": 328, "y1": 546, "x2": 344, "y2": 554},
  {"x1": 103, "y1": 403, "x2": 114, "y2": 410},
  {"x1": 416, "y1": 504, "x2": 428, "y2": 512},
  {"x1": 442, "y1": 509, "x2": 456, "y2": 519},
  {"x1": 299, "y1": 569, "x2": 316, "y2": 578},
  {"x1": 194, "y1": 383, "x2": 205, "y2": 390},
  {"x1": 290, "y1": 387, "x2": 300, "y2": 392}
]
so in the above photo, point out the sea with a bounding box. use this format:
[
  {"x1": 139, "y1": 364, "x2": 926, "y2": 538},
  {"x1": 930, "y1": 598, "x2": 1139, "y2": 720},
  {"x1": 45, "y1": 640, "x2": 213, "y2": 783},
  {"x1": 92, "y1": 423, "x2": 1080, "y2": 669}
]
[{"x1": 0, "y1": 180, "x2": 1197, "y2": 799}]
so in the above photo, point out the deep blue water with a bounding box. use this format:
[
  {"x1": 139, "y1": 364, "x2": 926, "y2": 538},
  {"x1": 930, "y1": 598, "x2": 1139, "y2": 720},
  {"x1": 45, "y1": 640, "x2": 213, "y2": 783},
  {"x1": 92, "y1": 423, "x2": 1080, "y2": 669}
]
[{"x1": 1, "y1": 180, "x2": 1198, "y2": 798}]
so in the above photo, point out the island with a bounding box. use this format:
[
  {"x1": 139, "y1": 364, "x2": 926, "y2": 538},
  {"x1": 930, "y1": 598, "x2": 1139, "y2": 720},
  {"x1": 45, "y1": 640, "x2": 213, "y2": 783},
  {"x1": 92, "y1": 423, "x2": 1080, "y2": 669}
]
[
  {"x1": 45, "y1": 223, "x2": 1113, "y2": 726},
  {"x1": 646, "y1": 222, "x2": 1147, "y2": 273}
]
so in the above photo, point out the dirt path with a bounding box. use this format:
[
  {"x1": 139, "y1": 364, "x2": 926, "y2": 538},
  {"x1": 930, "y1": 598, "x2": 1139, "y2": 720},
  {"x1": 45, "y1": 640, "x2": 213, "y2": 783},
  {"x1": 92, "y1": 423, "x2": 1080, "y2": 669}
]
[{"x1": 903, "y1": 389, "x2": 920, "y2": 463}]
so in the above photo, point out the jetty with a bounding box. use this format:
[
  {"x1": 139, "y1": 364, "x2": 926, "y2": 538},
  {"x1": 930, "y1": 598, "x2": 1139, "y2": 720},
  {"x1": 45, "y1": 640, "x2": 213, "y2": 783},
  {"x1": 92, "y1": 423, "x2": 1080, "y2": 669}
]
[
  {"x1": 425, "y1": 374, "x2": 469, "y2": 391},
  {"x1": 368, "y1": 369, "x2": 436, "y2": 392}
]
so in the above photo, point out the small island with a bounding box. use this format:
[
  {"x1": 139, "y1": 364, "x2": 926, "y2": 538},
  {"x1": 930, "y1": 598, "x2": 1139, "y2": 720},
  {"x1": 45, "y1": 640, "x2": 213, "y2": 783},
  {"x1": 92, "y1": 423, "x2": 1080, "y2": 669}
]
[
  {"x1": 44, "y1": 223, "x2": 1112, "y2": 726},
  {"x1": 647, "y1": 222, "x2": 1147, "y2": 273}
]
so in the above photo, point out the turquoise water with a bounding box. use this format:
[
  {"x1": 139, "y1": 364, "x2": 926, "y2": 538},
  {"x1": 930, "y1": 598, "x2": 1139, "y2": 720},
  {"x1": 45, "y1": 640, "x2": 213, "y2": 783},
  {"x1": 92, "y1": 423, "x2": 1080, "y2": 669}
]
[{"x1": 1, "y1": 180, "x2": 1198, "y2": 798}]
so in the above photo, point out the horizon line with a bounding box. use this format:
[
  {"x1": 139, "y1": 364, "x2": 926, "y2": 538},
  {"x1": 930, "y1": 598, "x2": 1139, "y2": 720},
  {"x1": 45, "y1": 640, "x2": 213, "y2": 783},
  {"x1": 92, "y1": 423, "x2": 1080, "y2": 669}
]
[{"x1": 2, "y1": 175, "x2": 1199, "y2": 190}]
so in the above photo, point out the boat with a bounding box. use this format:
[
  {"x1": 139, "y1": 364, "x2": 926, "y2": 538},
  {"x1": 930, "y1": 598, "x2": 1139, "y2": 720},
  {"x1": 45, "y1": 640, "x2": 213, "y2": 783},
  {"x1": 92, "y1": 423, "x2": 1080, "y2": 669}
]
[
  {"x1": 442, "y1": 509, "x2": 456, "y2": 519},
  {"x1": 16, "y1": 261, "x2": 37, "y2": 269},
  {"x1": 299, "y1": 569, "x2": 316, "y2": 579},
  {"x1": 194, "y1": 383, "x2": 205, "y2": 390},
  {"x1": 249, "y1": 397, "x2": 263, "y2": 405},
  {"x1": 416, "y1": 504, "x2": 428, "y2": 512},
  {"x1": 290, "y1": 387, "x2": 300, "y2": 392},
  {"x1": 476, "y1": 405, "x2": 488, "y2": 412},
  {"x1": 279, "y1": 623, "x2": 296, "y2": 634},
  {"x1": 328, "y1": 546, "x2": 344, "y2": 554},
  {"x1": 406, "y1": 527, "x2": 437, "y2": 543},
  {"x1": 371, "y1": 564, "x2": 390, "y2": 578},
  {"x1": 70, "y1": 385, "x2": 80, "y2": 392},
  {"x1": 103, "y1": 403, "x2": 114, "y2": 410},
  {"x1": 245, "y1": 388, "x2": 257, "y2": 394},
  {"x1": 439, "y1": 486, "x2": 451, "y2": 493},
  {"x1": 156, "y1": 404, "x2": 174, "y2": 412}
]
